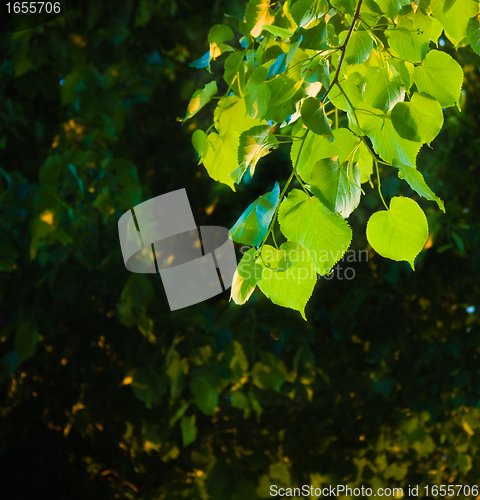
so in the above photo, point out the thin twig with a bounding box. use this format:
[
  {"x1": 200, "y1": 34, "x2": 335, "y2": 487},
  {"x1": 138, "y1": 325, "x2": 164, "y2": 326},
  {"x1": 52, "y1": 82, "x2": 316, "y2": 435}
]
[{"x1": 321, "y1": 0, "x2": 364, "y2": 105}]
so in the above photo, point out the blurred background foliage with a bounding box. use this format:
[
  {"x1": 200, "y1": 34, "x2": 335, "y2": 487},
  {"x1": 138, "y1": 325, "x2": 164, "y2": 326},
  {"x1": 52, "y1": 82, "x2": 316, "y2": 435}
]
[{"x1": 0, "y1": 0, "x2": 480, "y2": 498}]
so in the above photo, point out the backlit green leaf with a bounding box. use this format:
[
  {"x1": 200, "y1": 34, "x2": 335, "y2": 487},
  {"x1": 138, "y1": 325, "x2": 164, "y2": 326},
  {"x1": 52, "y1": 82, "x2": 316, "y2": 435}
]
[
  {"x1": 234, "y1": 125, "x2": 279, "y2": 182},
  {"x1": 300, "y1": 97, "x2": 333, "y2": 137},
  {"x1": 278, "y1": 189, "x2": 352, "y2": 274},
  {"x1": 290, "y1": 0, "x2": 328, "y2": 28},
  {"x1": 245, "y1": 66, "x2": 272, "y2": 119},
  {"x1": 343, "y1": 30, "x2": 373, "y2": 64},
  {"x1": 385, "y1": 18, "x2": 430, "y2": 63},
  {"x1": 413, "y1": 50, "x2": 463, "y2": 108},
  {"x1": 376, "y1": 0, "x2": 410, "y2": 20},
  {"x1": 208, "y1": 24, "x2": 235, "y2": 59},
  {"x1": 310, "y1": 157, "x2": 362, "y2": 218},
  {"x1": 359, "y1": 104, "x2": 422, "y2": 167},
  {"x1": 431, "y1": 0, "x2": 477, "y2": 44},
  {"x1": 257, "y1": 242, "x2": 317, "y2": 320},
  {"x1": 246, "y1": 0, "x2": 275, "y2": 37},
  {"x1": 300, "y1": 58, "x2": 330, "y2": 87},
  {"x1": 229, "y1": 182, "x2": 280, "y2": 246},
  {"x1": 223, "y1": 52, "x2": 246, "y2": 97},
  {"x1": 366, "y1": 196, "x2": 429, "y2": 269},
  {"x1": 391, "y1": 92, "x2": 443, "y2": 144},
  {"x1": 184, "y1": 81, "x2": 217, "y2": 121},
  {"x1": 200, "y1": 131, "x2": 239, "y2": 190},
  {"x1": 261, "y1": 25, "x2": 294, "y2": 38},
  {"x1": 230, "y1": 249, "x2": 263, "y2": 305},
  {"x1": 214, "y1": 94, "x2": 264, "y2": 135},
  {"x1": 394, "y1": 162, "x2": 445, "y2": 212},
  {"x1": 467, "y1": 14, "x2": 480, "y2": 57},
  {"x1": 364, "y1": 66, "x2": 405, "y2": 112}
]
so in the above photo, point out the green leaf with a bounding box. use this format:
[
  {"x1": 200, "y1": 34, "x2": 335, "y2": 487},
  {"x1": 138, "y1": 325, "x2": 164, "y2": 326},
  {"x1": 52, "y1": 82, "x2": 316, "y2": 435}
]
[
  {"x1": 245, "y1": 66, "x2": 272, "y2": 119},
  {"x1": 231, "y1": 391, "x2": 250, "y2": 409},
  {"x1": 366, "y1": 196, "x2": 429, "y2": 269},
  {"x1": 456, "y1": 453, "x2": 473, "y2": 473},
  {"x1": 391, "y1": 92, "x2": 443, "y2": 144},
  {"x1": 265, "y1": 76, "x2": 302, "y2": 122},
  {"x1": 290, "y1": 0, "x2": 329, "y2": 28},
  {"x1": 278, "y1": 189, "x2": 352, "y2": 274},
  {"x1": 413, "y1": 50, "x2": 463, "y2": 108},
  {"x1": 359, "y1": 105, "x2": 422, "y2": 167},
  {"x1": 300, "y1": 97, "x2": 333, "y2": 137},
  {"x1": 189, "y1": 50, "x2": 211, "y2": 69},
  {"x1": 224, "y1": 52, "x2": 246, "y2": 97},
  {"x1": 246, "y1": 0, "x2": 275, "y2": 38},
  {"x1": 198, "y1": 96, "x2": 266, "y2": 188},
  {"x1": 327, "y1": 75, "x2": 364, "y2": 112},
  {"x1": 388, "y1": 58, "x2": 412, "y2": 90},
  {"x1": 230, "y1": 247, "x2": 264, "y2": 304},
  {"x1": 129, "y1": 368, "x2": 168, "y2": 408},
  {"x1": 270, "y1": 78, "x2": 303, "y2": 106},
  {"x1": 356, "y1": 141, "x2": 374, "y2": 184},
  {"x1": 329, "y1": 128, "x2": 361, "y2": 163},
  {"x1": 266, "y1": 53, "x2": 287, "y2": 79},
  {"x1": 67, "y1": 163, "x2": 84, "y2": 193},
  {"x1": 467, "y1": 14, "x2": 480, "y2": 57},
  {"x1": 190, "y1": 374, "x2": 219, "y2": 415},
  {"x1": 248, "y1": 387, "x2": 263, "y2": 420},
  {"x1": 229, "y1": 182, "x2": 280, "y2": 246},
  {"x1": 15, "y1": 320, "x2": 40, "y2": 362},
  {"x1": 229, "y1": 341, "x2": 250, "y2": 379},
  {"x1": 376, "y1": 0, "x2": 410, "y2": 20},
  {"x1": 294, "y1": 20, "x2": 329, "y2": 50},
  {"x1": 300, "y1": 58, "x2": 330, "y2": 87},
  {"x1": 252, "y1": 352, "x2": 287, "y2": 391},
  {"x1": 261, "y1": 25, "x2": 294, "y2": 38},
  {"x1": 343, "y1": 30, "x2": 373, "y2": 64},
  {"x1": 113, "y1": 159, "x2": 142, "y2": 210},
  {"x1": 310, "y1": 157, "x2": 362, "y2": 218},
  {"x1": 214, "y1": 94, "x2": 264, "y2": 135},
  {"x1": 166, "y1": 350, "x2": 188, "y2": 400},
  {"x1": 431, "y1": 0, "x2": 477, "y2": 44},
  {"x1": 209, "y1": 24, "x2": 235, "y2": 60},
  {"x1": 201, "y1": 131, "x2": 239, "y2": 190},
  {"x1": 184, "y1": 81, "x2": 217, "y2": 121},
  {"x1": 169, "y1": 402, "x2": 190, "y2": 427},
  {"x1": 364, "y1": 66, "x2": 405, "y2": 112},
  {"x1": 292, "y1": 127, "x2": 360, "y2": 183},
  {"x1": 180, "y1": 415, "x2": 197, "y2": 446},
  {"x1": 394, "y1": 162, "x2": 445, "y2": 212},
  {"x1": 331, "y1": 0, "x2": 356, "y2": 13},
  {"x1": 384, "y1": 462, "x2": 408, "y2": 481},
  {"x1": 234, "y1": 125, "x2": 279, "y2": 182},
  {"x1": 292, "y1": 130, "x2": 330, "y2": 182},
  {"x1": 385, "y1": 18, "x2": 430, "y2": 63},
  {"x1": 192, "y1": 129, "x2": 208, "y2": 157},
  {"x1": 208, "y1": 24, "x2": 234, "y2": 45},
  {"x1": 256, "y1": 242, "x2": 317, "y2": 320}
]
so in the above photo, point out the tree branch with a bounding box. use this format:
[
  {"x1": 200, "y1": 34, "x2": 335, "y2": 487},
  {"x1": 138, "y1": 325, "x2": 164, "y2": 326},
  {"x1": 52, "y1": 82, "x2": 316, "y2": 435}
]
[{"x1": 321, "y1": 0, "x2": 364, "y2": 104}]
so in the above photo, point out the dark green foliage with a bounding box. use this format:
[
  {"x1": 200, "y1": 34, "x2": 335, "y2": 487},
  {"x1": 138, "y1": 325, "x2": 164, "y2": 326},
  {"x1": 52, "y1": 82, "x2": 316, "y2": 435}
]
[{"x1": 1, "y1": 1, "x2": 480, "y2": 498}]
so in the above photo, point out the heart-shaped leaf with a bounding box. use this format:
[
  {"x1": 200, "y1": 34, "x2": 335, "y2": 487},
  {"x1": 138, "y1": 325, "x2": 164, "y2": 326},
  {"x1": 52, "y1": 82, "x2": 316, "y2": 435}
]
[{"x1": 366, "y1": 196, "x2": 429, "y2": 269}]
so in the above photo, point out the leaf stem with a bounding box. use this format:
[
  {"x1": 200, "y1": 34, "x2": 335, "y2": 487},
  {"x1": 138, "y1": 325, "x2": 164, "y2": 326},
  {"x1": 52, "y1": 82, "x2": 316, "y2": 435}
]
[{"x1": 374, "y1": 158, "x2": 389, "y2": 210}]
